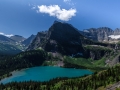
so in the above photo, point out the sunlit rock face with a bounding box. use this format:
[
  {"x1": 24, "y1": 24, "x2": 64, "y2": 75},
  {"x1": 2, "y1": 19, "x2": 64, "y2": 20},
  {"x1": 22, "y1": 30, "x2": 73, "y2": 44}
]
[
  {"x1": 80, "y1": 28, "x2": 120, "y2": 43},
  {"x1": 80, "y1": 27, "x2": 114, "y2": 42}
]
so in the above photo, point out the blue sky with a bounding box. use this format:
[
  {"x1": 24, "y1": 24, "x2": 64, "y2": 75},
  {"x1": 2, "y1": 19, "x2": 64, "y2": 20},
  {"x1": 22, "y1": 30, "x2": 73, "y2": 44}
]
[{"x1": 0, "y1": 0, "x2": 120, "y2": 38}]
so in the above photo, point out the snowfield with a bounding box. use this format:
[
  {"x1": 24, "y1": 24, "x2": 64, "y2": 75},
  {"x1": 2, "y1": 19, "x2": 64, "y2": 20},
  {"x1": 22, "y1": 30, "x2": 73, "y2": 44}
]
[{"x1": 108, "y1": 35, "x2": 120, "y2": 39}]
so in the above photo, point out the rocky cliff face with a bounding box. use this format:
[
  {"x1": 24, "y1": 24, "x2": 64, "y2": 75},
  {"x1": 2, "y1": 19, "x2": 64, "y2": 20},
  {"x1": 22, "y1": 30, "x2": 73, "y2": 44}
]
[
  {"x1": 27, "y1": 31, "x2": 47, "y2": 50},
  {"x1": 80, "y1": 27, "x2": 114, "y2": 42},
  {"x1": 114, "y1": 28, "x2": 120, "y2": 35},
  {"x1": 80, "y1": 28, "x2": 120, "y2": 42}
]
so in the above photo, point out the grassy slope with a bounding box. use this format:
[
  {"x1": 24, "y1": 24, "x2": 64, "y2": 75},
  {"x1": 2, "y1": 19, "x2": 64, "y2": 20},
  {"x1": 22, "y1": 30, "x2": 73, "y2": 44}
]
[
  {"x1": 64, "y1": 56, "x2": 107, "y2": 71},
  {"x1": 63, "y1": 45, "x2": 120, "y2": 71}
]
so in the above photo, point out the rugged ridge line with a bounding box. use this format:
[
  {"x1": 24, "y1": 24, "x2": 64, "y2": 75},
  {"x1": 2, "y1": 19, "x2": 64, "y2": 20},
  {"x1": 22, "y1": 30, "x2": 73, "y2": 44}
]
[{"x1": 80, "y1": 27, "x2": 120, "y2": 42}]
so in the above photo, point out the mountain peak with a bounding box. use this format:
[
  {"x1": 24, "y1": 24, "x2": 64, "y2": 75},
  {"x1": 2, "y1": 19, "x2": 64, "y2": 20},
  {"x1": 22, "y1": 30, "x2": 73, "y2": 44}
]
[
  {"x1": 27, "y1": 21, "x2": 85, "y2": 55},
  {"x1": 53, "y1": 20, "x2": 61, "y2": 24},
  {"x1": 0, "y1": 32, "x2": 13, "y2": 38},
  {"x1": 10, "y1": 35, "x2": 26, "y2": 42}
]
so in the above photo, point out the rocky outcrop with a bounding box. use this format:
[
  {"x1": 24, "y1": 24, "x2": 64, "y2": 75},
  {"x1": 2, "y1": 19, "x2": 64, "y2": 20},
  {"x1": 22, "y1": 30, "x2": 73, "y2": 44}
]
[
  {"x1": 22, "y1": 34, "x2": 36, "y2": 47},
  {"x1": 80, "y1": 27, "x2": 114, "y2": 42},
  {"x1": 84, "y1": 45, "x2": 112, "y2": 60},
  {"x1": 114, "y1": 28, "x2": 120, "y2": 35},
  {"x1": 27, "y1": 31, "x2": 47, "y2": 50},
  {"x1": 80, "y1": 27, "x2": 120, "y2": 42}
]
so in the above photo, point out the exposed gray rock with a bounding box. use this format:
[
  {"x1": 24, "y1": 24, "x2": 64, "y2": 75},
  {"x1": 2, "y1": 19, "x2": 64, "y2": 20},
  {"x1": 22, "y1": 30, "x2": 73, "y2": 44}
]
[
  {"x1": 80, "y1": 27, "x2": 114, "y2": 42},
  {"x1": 27, "y1": 31, "x2": 47, "y2": 50},
  {"x1": 114, "y1": 28, "x2": 120, "y2": 35},
  {"x1": 22, "y1": 34, "x2": 36, "y2": 47},
  {"x1": 10, "y1": 35, "x2": 26, "y2": 42}
]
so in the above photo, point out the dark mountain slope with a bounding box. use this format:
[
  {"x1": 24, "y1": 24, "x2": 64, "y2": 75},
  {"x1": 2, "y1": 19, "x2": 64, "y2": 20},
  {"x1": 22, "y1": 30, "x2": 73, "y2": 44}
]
[
  {"x1": 27, "y1": 21, "x2": 115, "y2": 56},
  {"x1": 43, "y1": 22, "x2": 84, "y2": 55},
  {"x1": 0, "y1": 35, "x2": 15, "y2": 43},
  {"x1": 25, "y1": 21, "x2": 119, "y2": 71},
  {"x1": 27, "y1": 31, "x2": 47, "y2": 50},
  {"x1": 27, "y1": 22, "x2": 86, "y2": 55}
]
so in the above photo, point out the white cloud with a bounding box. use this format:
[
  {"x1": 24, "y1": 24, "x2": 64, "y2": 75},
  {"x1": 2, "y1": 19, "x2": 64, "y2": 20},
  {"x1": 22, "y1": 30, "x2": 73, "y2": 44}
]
[
  {"x1": 0, "y1": 32, "x2": 13, "y2": 37},
  {"x1": 37, "y1": 5, "x2": 77, "y2": 21}
]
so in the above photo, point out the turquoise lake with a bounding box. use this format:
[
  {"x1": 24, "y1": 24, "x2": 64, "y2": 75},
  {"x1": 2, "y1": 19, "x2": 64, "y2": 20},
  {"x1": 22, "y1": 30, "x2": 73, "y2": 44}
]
[{"x1": 0, "y1": 66, "x2": 92, "y2": 84}]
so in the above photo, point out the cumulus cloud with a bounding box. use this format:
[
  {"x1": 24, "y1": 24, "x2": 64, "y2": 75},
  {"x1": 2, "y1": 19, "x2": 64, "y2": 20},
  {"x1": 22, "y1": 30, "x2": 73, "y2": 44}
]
[
  {"x1": 37, "y1": 5, "x2": 76, "y2": 21},
  {"x1": 0, "y1": 32, "x2": 13, "y2": 37}
]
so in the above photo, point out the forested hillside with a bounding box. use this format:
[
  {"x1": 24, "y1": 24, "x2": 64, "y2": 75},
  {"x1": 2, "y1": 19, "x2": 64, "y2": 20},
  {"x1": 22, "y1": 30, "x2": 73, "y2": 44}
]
[{"x1": 0, "y1": 50, "x2": 47, "y2": 79}]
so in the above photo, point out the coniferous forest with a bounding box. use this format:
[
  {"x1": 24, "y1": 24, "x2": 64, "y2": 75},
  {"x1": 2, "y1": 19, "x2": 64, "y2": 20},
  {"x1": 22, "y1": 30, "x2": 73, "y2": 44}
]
[{"x1": 0, "y1": 50, "x2": 47, "y2": 80}]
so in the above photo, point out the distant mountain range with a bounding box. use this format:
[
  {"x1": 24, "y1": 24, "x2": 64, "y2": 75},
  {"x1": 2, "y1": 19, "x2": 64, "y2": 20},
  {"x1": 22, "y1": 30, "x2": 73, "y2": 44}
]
[
  {"x1": 10, "y1": 35, "x2": 26, "y2": 42},
  {"x1": 22, "y1": 34, "x2": 36, "y2": 47},
  {"x1": 0, "y1": 34, "x2": 36, "y2": 55},
  {"x1": 80, "y1": 27, "x2": 120, "y2": 42},
  {"x1": 1, "y1": 21, "x2": 120, "y2": 55}
]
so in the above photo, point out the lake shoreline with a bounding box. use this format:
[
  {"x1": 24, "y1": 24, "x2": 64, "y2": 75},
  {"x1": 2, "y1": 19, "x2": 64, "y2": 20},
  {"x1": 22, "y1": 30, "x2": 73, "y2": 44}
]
[
  {"x1": 0, "y1": 66, "x2": 92, "y2": 84},
  {"x1": 0, "y1": 65, "x2": 94, "y2": 83}
]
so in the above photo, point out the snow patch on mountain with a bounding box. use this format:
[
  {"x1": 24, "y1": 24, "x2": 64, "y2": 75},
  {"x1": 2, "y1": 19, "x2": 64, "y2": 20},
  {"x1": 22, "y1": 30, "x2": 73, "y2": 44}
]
[
  {"x1": 0, "y1": 32, "x2": 13, "y2": 38},
  {"x1": 108, "y1": 35, "x2": 120, "y2": 39},
  {"x1": 83, "y1": 30, "x2": 89, "y2": 33}
]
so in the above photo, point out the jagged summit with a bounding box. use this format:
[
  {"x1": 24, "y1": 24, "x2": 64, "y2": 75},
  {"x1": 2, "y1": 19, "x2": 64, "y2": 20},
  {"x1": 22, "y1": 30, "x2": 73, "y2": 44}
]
[
  {"x1": 80, "y1": 27, "x2": 120, "y2": 42},
  {"x1": 53, "y1": 20, "x2": 61, "y2": 24}
]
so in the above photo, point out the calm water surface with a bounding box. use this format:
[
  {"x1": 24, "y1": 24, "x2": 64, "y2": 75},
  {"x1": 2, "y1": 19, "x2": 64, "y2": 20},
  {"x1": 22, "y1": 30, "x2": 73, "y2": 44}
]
[{"x1": 0, "y1": 66, "x2": 92, "y2": 84}]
